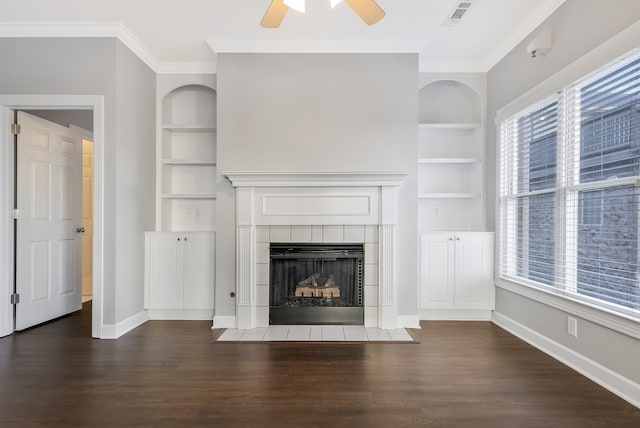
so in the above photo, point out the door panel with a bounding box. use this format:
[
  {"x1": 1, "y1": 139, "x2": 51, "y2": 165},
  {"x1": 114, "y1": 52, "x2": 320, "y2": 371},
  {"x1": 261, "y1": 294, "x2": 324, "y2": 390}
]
[
  {"x1": 148, "y1": 233, "x2": 182, "y2": 309},
  {"x1": 183, "y1": 234, "x2": 214, "y2": 309},
  {"x1": 453, "y1": 233, "x2": 494, "y2": 309},
  {"x1": 419, "y1": 232, "x2": 454, "y2": 308},
  {"x1": 15, "y1": 112, "x2": 83, "y2": 330}
]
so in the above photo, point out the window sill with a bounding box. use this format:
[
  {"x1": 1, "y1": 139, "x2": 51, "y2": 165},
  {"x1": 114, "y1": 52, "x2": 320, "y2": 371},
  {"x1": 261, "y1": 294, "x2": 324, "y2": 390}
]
[{"x1": 495, "y1": 278, "x2": 640, "y2": 341}]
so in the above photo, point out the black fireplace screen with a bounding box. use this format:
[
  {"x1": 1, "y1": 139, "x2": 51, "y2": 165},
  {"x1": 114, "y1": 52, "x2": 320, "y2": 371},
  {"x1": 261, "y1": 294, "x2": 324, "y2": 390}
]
[{"x1": 269, "y1": 243, "x2": 364, "y2": 325}]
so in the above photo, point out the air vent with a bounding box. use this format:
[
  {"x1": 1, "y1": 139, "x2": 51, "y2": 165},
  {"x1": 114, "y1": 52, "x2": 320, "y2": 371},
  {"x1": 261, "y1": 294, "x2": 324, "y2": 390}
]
[{"x1": 443, "y1": 1, "x2": 474, "y2": 26}]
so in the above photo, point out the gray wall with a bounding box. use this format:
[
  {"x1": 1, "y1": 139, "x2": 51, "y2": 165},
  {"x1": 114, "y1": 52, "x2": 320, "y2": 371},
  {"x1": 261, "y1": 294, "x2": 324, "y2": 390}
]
[
  {"x1": 487, "y1": 0, "x2": 640, "y2": 387},
  {"x1": 114, "y1": 41, "x2": 156, "y2": 323},
  {"x1": 216, "y1": 53, "x2": 418, "y2": 319},
  {"x1": 0, "y1": 37, "x2": 156, "y2": 326}
]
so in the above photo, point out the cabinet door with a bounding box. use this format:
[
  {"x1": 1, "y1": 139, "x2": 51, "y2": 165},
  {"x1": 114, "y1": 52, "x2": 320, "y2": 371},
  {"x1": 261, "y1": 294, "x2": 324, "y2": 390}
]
[
  {"x1": 182, "y1": 233, "x2": 214, "y2": 309},
  {"x1": 419, "y1": 232, "x2": 455, "y2": 308},
  {"x1": 147, "y1": 233, "x2": 183, "y2": 309},
  {"x1": 453, "y1": 232, "x2": 494, "y2": 309}
]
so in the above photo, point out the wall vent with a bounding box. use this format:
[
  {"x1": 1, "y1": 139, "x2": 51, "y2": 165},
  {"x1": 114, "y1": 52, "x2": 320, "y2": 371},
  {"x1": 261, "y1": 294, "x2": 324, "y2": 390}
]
[{"x1": 443, "y1": 1, "x2": 474, "y2": 26}]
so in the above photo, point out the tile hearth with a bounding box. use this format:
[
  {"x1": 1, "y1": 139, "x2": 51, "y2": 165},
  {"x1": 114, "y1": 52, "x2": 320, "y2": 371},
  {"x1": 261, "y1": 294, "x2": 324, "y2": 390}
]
[{"x1": 217, "y1": 326, "x2": 414, "y2": 342}]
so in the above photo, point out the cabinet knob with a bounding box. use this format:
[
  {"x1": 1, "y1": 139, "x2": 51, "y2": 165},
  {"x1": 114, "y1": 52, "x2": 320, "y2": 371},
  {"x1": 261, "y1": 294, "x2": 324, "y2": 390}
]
[
  {"x1": 456, "y1": 237, "x2": 461, "y2": 241},
  {"x1": 184, "y1": 237, "x2": 188, "y2": 241},
  {"x1": 449, "y1": 237, "x2": 453, "y2": 241},
  {"x1": 177, "y1": 237, "x2": 181, "y2": 241}
]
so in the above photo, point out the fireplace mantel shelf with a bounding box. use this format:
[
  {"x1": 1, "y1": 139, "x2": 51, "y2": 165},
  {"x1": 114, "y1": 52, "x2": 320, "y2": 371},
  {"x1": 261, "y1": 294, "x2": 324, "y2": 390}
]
[{"x1": 223, "y1": 171, "x2": 411, "y2": 188}]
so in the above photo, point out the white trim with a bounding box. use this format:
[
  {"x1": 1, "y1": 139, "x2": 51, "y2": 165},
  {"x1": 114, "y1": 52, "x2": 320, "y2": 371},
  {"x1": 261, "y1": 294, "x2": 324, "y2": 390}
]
[
  {"x1": 0, "y1": 95, "x2": 106, "y2": 339},
  {"x1": 0, "y1": 107, "x2": 15, "y2": 338},
  {"x1": 213, "y1": 315, "x2": 237, "y2": 329},
  {"x1": 208, "y1": 39, "x2": 425, "y2": 55},
  {"x1": 223, "y1": 171, "x2": 411, "y2": 188},
  {"x1": 495, "y1": 20, "x2": 640, "y2": 123},
  {"x1": 0, "y1": 22, "x2": 216, "y2": 74},
  {"x1": 397, "y1": 315, "x2": 421, "y2": 329},
  {"x1": 146, "y1": 309, "x2": 214, "y2": 320},
  {"x1": 492, "y1": 311, "x2": 640, "y2": 409},
  {"x1": 419, "y1": 308, "x2": 493, "y2": 321},
  {"x1": 496, "y1": 279, "x2": 640, "y2": 341},
  {"x1": 100, "y1": 310, "x2": 149, "y2": 339}
]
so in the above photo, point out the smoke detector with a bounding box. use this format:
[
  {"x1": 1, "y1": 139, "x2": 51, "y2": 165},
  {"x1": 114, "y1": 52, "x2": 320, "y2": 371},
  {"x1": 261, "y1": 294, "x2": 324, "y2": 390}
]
[{"x1": 443, "y1": 1, "x2": 475, "y2": 27}]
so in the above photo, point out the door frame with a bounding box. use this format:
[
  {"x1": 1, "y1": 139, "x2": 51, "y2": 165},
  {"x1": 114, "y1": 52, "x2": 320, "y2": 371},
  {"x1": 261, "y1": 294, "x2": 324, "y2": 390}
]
[{"x1": 0, "y1": 95, "x2": 105, "y2": 338}]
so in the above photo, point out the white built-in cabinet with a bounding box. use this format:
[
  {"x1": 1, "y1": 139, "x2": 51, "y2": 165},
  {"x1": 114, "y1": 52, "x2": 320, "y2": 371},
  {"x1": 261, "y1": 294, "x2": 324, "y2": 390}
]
[
  {"x1": 145, "y1": 76, "x2": 217, "y2": 320},
  {"x1": 418, "y1": 78, "x2": 495, "y2": 319},
  {"x1": 418, "y1": 232, "x2": 494, "y2": 318},
  {"x1": 144, "y1": 232, "x2": 214, "y2": 319}
]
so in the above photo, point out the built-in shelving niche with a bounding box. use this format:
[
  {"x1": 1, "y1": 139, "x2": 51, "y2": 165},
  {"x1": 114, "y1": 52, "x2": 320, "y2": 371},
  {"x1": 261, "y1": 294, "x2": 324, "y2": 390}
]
[
  {"x1": 418, "y1": 79, "x2": 484, "y2": 232},
  {"x1": 160, "y1": 85, "x2": 217, "y2": 232}
]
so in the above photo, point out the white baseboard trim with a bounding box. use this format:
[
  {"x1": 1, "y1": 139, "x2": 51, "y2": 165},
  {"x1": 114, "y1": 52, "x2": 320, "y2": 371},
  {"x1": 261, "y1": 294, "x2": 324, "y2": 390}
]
[
  {"x1": 101, "y1": 310, "x2": 149, "y2": 339},
  {"x1": 146, "y1": 308, "x2": 214, "y2": 320},
  {"x1": 397, "y1": 315, "x2": 421, "y2": 329},
  {"x1": 492, "y1": 311, "x2": 640, "y2": 409},
  {"x1": 213, "y1": 316, "x2": 236, "y2": 329},
  {"x1": 419, "y1": 308, "x2": 493, "y2": 321}
]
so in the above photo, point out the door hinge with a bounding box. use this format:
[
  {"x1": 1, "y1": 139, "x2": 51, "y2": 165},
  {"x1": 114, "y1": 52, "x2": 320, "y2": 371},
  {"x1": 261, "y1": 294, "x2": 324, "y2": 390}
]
[
  {"x1": 11, "y1": 209, "x2": 20, "y2": 220},
  {"x1": 10, "y1": 293, "x2": 20, "y2": 305},
  {"x1": 11, "y1": 123, "x2": 20, "y2": 135}
]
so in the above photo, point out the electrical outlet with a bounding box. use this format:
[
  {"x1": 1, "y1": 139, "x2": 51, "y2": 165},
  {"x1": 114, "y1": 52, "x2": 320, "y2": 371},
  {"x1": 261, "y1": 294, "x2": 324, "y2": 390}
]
[{"x1": 567, "y1": 317, "x2": 578, "y2": 338}]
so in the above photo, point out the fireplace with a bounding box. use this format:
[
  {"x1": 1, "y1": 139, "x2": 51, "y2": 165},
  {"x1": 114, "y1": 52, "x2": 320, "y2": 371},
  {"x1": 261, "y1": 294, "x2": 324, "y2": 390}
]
[
  {"x1": 269, "y1": 243, "x2": 364, "y2": 325},
  {"x1": 222, "y1": 171, "x2": 409, "y2": 329}
]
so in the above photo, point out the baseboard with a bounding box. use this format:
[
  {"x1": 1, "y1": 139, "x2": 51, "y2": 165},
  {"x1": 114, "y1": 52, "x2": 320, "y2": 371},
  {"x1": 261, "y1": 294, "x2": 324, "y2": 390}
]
[
  {"x1": 492, "y1": 311, "x2": 640, "y2": 409},
  {"x1": 397, "y1": 315, "x2": 421, "y2": 329},
  {"x1": 213, "y1": 315, "x2": 236, "y2": 329},
  {"x1": 419, "y1": 308, "x2": 493, "y2": 321},
  {"x1": 101, "y1": 310, "x2": 149, "y2": 339},
  {"x1": 146, "y1": 308, "x2": 214, "y2": 320}
]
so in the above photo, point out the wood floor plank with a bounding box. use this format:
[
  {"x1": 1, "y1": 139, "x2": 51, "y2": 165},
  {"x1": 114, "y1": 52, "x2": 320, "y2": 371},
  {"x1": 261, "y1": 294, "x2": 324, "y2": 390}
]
[{"x1": 0, "y1": 305, "x2": 638, "y2": 427}]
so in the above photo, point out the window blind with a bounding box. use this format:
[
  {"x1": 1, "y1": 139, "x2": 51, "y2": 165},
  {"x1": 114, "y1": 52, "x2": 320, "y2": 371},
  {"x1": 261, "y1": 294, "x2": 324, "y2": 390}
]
[{"x1": 499, "y1": 49, "x2": 640, "y2": 318}]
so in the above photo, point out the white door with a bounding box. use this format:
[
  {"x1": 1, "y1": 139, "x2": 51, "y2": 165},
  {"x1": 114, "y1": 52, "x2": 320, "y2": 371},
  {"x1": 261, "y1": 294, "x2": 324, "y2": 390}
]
[
  {"x1": 182, "y1": 233, "x2": 214, "y2": 309},
  {"x1": 147, "y1": 232, "x2": 183, "y2": 309},
  {"x1": 15, "y1": 112, "x2": 83, "y2": 330},
  {"x1": 419, "y1": 232, "x2": 455, "y2": 309},
  {"x1": 453, "y1": 232, "x2": 495, "y2": 309}
]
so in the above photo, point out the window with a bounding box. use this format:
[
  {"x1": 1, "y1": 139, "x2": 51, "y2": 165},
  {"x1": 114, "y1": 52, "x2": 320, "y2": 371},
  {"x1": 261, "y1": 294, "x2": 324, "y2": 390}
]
[{"x1": 499, "y1": 50, "x2": 640, "y2": 318}]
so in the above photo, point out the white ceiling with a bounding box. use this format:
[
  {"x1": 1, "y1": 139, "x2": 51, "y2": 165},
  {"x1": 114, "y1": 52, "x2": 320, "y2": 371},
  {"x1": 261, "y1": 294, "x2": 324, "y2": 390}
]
[{"x1": 0, "y1": 0, "x2": 566, "y2": 72}]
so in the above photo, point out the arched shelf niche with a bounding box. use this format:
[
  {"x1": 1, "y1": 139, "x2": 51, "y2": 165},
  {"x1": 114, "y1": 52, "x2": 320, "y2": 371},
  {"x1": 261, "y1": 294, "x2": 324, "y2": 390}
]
[
  {"x1": 158, "y1": 83, "x2": 217, "y2": 232},
  {"x1": 162, "y1": 84, "x2": 217, "y2": 127},
  {"x1": 419, "y1": 80, "x2": 481, "y2": 125}
]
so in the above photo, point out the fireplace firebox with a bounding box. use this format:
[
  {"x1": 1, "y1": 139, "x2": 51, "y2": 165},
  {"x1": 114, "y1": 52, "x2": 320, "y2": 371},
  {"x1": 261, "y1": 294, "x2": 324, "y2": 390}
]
[{"x1": 269, "y1": 243, "x2": 364, "y2": 325}]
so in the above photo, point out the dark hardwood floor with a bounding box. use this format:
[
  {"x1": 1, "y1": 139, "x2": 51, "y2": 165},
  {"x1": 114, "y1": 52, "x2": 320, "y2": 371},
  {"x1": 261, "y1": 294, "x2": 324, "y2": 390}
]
[{"x1": 0, "y1": 304, "x2": 638, "y2": 427}]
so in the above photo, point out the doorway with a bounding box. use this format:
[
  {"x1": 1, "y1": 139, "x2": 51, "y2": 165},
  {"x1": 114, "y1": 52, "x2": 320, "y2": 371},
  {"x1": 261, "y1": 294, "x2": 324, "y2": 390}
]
[{"x1": 0, "y1": 95, "x2": 104, "y2": 338}]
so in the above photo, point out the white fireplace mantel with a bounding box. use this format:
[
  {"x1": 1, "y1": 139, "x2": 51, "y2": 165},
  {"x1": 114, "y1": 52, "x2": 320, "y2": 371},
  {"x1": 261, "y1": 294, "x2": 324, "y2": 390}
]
[
  {"x1": 223, "y1": 171, "x2": 410, "y2": 188},
  {"x1": 223, "y1": 170, "x2": 410, "y2": 329}
]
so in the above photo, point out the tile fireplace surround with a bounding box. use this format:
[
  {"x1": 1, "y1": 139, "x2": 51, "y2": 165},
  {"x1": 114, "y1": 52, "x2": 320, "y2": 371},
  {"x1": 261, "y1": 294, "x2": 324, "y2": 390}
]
[{"x1": 223, "y1": 172, "x2": 410, "y2": 330}]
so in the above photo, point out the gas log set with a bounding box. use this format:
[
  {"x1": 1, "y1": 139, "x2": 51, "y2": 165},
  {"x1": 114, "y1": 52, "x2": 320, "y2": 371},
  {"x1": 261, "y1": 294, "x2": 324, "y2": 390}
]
[{"x1": 269, "y1": 243, "x2": 364, "y2": 325}]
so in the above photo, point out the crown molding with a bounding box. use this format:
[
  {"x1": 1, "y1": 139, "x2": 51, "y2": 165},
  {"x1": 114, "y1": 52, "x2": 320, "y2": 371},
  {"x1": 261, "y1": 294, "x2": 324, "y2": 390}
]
[
  {"x1": 0, "y1": 22, "x2": 216, "y2": 74},
  {"x1": 208, "y1": 38, "x2": 425, "y2": 55}
]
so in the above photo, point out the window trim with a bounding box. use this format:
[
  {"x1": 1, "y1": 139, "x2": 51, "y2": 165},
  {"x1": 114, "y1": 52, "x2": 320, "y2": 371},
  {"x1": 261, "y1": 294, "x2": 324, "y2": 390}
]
[{"x1": 495, "y1": 23, "x2": 640, "y2": 337}]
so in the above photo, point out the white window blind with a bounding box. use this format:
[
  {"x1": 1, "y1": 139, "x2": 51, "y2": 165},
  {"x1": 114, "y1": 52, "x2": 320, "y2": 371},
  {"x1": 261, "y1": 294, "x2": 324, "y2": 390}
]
[{"x1": 499, "y1": 49, "x2": 640, "y2": 318}]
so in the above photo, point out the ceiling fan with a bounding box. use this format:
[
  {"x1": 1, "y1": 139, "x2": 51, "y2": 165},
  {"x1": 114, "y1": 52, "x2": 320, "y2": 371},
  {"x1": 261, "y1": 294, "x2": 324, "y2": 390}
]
[{"x1": 261, "y1": 0, "x2": 386, "y2": 28}]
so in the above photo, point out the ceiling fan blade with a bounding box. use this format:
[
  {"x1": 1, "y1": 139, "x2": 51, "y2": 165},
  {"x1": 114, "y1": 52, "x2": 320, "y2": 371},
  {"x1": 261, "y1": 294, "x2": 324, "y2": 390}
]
[
  {"x1": 261, "y1": 0, "x2": 289, "y2": 28},
  {"x1": 344, "y1": 0, "x2": 385, "y2": 25}
]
